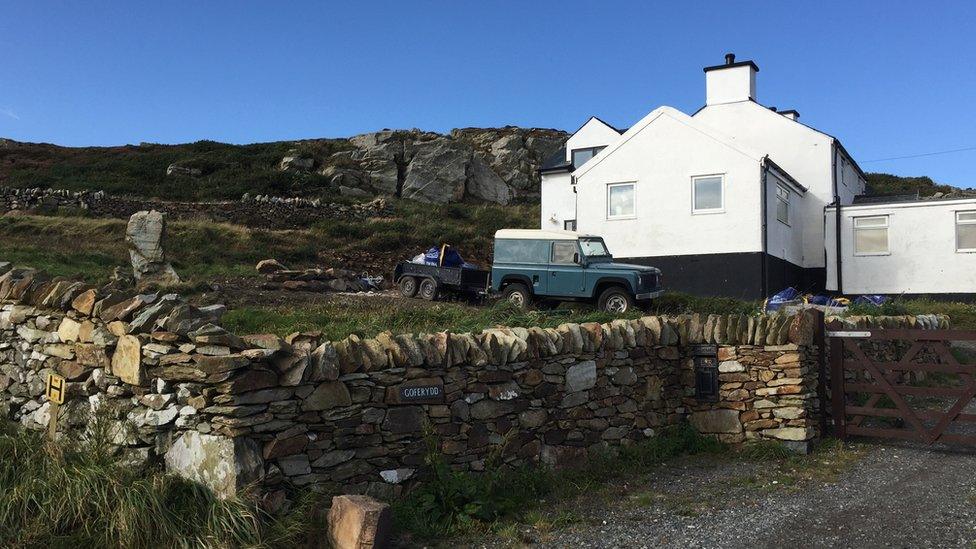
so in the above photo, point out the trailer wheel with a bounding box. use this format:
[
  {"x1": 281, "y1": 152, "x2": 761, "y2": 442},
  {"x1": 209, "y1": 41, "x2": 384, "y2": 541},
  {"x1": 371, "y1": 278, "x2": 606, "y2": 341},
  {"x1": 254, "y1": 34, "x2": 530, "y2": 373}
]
[
  {"x1": 419, "y1": 278, "x2": 439, "y2": 301},
  {"x1": 398, "y1": 276, "x2": 419, "y2": 298},
  {"x1": 501, "y1": 283, "x2": 532, "y2": 310}
]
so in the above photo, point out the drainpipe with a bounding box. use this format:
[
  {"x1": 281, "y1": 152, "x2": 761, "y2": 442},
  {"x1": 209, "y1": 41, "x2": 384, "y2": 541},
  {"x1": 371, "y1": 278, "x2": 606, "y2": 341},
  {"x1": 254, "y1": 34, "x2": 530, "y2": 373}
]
[
  {"x1": 571, "y1": 174, "x2": 578, "y2": 231},
  {"x1": 831, "y1": 143, "x2": 843, "y2": 294},
  {"x1": 760, "y1": 158, "x2": 769, "y2": 298}
]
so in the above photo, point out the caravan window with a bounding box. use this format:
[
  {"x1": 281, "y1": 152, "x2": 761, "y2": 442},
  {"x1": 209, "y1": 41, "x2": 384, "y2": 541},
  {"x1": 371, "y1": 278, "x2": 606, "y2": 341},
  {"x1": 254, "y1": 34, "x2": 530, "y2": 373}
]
[
  {"x1": 957, "y1": 211, "x2": 976, "y2": 252},
  {"x1": 853, "y1": 216, "x2": 889, "y2": 255}
]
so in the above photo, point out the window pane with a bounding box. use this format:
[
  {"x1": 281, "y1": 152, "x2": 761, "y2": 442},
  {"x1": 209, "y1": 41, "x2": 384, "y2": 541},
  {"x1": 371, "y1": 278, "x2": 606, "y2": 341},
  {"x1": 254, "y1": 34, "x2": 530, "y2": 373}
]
[
  {"x1": 958, "y1": 211, "x2": 976, "y2": 223},
  {"x1": 958, "y1": 224, "x2": 976, "y2": 250},
  {"x1": 563, "y1": 219, "x2": 577, "y2": 231},
  {"x1": 572, "y1": 149, "x2": 594, "y2": 166},
  {"x1": 854, "y1": 216, "x2": 886, "y2": 228},
  {"x1": 776, "y1": 197, "x2": 789, "y2": 224},
  {"x1": 777, "y1": 186, "x2": 790, "y2": 201},
  {"x1": 494, "y1": 239, "x2": 549, "y2": 263},
  {"x1": 694, "y1": 177, "x2": 723, "y2": 211},
  {"x1": 608, "y1": 185, "x2": 634, "y2": 217},
  {"x1": 855, "y1": 228, "x2": 888, "y2": 254},
  {"x1": 552, "y1": 242, "x2": 577, "y2": 263}
]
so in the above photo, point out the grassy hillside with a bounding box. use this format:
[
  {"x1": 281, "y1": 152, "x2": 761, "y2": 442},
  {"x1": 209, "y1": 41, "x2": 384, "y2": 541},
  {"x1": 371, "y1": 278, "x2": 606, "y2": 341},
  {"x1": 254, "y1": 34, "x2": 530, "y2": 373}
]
[
  {"x1": 0, "y1": 200, "x2": 539, "y2": 284},
  {"x1": 0, "y1": 139, "x2": 348, "y2": 201},
  {"x1": 864, "y1": 172, "x2": 961, "y2": 196}
]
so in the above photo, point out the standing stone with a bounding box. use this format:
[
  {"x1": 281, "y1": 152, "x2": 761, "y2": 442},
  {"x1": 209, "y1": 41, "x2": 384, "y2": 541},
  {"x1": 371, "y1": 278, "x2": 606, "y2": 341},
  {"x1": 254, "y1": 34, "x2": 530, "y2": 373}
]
[
  {"x1": 328, "y1": 494, "x2": 392, "y2": 549},
  {"x1": 126, "y1": 210, "x2": 181, "y2": 287},
  {"x1": 164, "y1": 432, "x2": 263, "y2": 499}
]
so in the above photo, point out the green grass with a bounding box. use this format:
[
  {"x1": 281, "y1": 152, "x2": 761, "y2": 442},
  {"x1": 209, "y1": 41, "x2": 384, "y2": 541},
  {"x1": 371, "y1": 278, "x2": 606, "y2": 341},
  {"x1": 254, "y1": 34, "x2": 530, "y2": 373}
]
[
  {"x1": 221, "y1": 291, "x2": 764, "y2": 339},
  {"x1": 0, "y1": 420, "x2": 321, "y2": 548},
  {"x1": 393, "y1": 423, "x2": 726, "y2": 539}
]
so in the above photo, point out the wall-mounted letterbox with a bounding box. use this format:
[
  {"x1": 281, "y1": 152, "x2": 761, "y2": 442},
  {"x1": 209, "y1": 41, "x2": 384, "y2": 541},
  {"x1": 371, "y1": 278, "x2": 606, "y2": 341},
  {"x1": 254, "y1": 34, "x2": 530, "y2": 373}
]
[{"x1": 692, "y1": 344, "x2": 719, "y2": 402}]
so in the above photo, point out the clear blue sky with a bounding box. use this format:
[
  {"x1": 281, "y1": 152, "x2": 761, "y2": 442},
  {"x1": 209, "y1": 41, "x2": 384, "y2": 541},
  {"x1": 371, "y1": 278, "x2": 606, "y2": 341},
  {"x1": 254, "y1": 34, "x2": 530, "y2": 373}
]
[{"x1": 2, "y1": 1, "x2": 975, "y2": 186}]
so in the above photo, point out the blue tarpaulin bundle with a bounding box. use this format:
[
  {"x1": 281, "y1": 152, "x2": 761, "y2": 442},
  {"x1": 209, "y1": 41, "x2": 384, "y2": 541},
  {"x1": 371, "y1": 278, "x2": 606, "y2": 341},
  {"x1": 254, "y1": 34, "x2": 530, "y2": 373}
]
[
  {"x1": 421, "y1": 244, "x2": 481, "y2": 269},
  {"x1": 852, "y1": 294, "x2": 888, "y2": 306},
  {"x1": 765, "y1": 287, "x2": 801, "y2": 311}
]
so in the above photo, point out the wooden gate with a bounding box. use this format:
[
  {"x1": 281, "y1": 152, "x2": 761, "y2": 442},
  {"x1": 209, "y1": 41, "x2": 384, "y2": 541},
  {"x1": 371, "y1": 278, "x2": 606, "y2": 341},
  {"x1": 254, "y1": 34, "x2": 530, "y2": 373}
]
[{"x1": 828, "y1": 325, "x2": 976, "y2": 445}]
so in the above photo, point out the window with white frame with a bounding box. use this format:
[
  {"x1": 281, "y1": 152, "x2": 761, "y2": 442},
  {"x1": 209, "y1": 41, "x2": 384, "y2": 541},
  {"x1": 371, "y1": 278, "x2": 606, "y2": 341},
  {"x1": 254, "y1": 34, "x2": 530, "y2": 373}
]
[
  {"x1": 776, "y1": 185, "x2": 790, "y2": 224},
  {"x1": 853, "y1": 215, "x2": 889, "y2": 255},
  {"x1": 957, "y1": 211, "x2": 976, "y2": 252},
  {"x1": 607, "y1": 183, "x2": 635, "y2": 219},
  {"x1": 692, "y1": 175, "x2": 724, "y2": 213}
]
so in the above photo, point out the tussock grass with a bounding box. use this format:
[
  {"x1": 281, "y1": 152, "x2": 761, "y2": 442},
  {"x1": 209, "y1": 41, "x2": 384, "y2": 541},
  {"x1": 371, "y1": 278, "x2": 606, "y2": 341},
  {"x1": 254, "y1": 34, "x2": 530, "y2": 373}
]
[
  {"x1": 0, "y1": 421, "x2": 318, "y2": 548},
  {"x1": 393, "y1": 423, "x2": 726, "y2": 538}
]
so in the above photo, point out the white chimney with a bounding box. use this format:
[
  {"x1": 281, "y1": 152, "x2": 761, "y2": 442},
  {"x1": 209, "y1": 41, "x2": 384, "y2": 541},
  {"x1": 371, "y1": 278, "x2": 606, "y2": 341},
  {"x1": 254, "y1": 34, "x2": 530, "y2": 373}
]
[{"x1": 704, "y1": 53, "x2": 759, "y2": 106}]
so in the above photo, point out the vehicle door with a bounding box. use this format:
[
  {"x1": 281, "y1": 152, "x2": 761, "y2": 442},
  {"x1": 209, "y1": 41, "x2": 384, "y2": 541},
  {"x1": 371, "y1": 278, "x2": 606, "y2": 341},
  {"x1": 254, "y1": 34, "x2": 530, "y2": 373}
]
[{"x1": 547, "y1": 240, "x2": 585, "y2": 297}]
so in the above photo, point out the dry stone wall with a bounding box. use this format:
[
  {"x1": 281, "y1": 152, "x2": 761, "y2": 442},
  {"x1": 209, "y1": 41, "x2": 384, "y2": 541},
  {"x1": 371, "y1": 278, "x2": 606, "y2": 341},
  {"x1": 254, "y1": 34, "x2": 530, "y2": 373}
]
[
  {"x1": 0, "y1": 187, "x2": 392, "y2": 230},
  {"x1": 3, "y1": 259, "x2": 944, "y2": 501}
]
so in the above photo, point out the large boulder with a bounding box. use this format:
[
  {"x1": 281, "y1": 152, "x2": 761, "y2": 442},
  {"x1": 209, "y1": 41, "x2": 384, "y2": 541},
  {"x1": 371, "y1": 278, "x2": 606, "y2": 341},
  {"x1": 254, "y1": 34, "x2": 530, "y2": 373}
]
[
  {"x1": 126, "y1": 210, "x2": 180, "y2": 287},
  {"x1": 164, "y1": 432, "x2": 263, "y2": 499}
]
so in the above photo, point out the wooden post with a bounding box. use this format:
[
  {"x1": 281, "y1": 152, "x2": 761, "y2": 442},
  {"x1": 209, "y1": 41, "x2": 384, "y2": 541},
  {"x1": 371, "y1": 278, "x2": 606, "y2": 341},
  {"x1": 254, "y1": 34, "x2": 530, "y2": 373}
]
[
  {"x1": 47, "y1": 402, "x2": 60, "y2": 440},
  {"x1": 829, "y1": 330, "x2": 847, "y2": 440}
]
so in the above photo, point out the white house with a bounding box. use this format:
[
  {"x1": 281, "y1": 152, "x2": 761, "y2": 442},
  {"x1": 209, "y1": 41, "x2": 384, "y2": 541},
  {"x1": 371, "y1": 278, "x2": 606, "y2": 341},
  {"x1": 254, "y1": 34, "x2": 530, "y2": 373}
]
[{"x1": 540, "y1": 53, "x2": 870, "y2": 299}]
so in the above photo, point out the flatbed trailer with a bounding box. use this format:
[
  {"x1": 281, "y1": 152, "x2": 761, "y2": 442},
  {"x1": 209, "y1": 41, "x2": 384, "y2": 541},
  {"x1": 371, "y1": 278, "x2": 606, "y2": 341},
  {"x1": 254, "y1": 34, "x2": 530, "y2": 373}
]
[{"x1": 393, "y1": 261, "x2": 490, "y2": 301}]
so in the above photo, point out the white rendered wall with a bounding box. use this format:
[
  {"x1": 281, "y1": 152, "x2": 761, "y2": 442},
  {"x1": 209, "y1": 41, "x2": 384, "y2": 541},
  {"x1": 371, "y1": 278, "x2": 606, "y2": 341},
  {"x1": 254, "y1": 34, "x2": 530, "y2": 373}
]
[
  {"x1": 574, "y1": 109, "x2": 764, "y2": 259},
  {"x1": 765, "y1": 171, "x2": 805, "y2": 266},
  {"x1": 825, "y1": 199, "x2": 976, "y2": 294},
  {"x1": 705, "y1": 65, "x2": 756, "y2": 105},
  {"x1": 565, "y1": 118, "x2": 621, "y2": 163},
  {"x1": 540, "y1": 172, "x2": 576, "y2": 229},
  {"x1": 695, "y1": 101, "x2": 865, "y2": 269}
]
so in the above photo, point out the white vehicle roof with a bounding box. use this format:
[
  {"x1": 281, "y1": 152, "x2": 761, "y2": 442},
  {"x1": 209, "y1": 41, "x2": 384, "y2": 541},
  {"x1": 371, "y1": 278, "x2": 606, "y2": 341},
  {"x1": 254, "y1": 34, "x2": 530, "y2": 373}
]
[{"x1": 494, "y1": 229, "x2": 598, "y2": 241}]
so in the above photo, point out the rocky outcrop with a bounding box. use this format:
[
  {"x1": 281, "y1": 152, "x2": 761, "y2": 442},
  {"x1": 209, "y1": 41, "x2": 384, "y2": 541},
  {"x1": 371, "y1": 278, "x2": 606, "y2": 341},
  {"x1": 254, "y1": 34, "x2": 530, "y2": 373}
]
[
  {"x1": 314, "y1": 127, "x2": 566, "y2": 204},
  {"x1": 125, "y1": 211, "x2": 181, "y2": 288}
]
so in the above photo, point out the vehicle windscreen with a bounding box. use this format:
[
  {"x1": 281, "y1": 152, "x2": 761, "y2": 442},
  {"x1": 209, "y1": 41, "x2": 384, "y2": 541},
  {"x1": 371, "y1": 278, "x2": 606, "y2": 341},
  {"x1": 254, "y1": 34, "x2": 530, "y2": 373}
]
[{"x1": 579, "y1": 238, "x2": 610, "y2": 257}]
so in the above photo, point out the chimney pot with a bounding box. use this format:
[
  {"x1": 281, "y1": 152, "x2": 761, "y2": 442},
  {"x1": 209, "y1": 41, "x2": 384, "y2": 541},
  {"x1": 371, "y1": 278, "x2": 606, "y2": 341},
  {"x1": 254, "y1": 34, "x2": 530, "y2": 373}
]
[{"x1": 725, "y1": 53, "x2": 736, "y2": 65}]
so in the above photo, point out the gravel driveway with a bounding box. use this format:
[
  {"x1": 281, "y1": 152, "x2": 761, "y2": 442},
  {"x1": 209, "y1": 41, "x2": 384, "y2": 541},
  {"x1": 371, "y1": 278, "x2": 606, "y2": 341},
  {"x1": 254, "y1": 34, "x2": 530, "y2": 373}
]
[{"x1": 475, "y1": 440, "x2": 976, "y2": 549}]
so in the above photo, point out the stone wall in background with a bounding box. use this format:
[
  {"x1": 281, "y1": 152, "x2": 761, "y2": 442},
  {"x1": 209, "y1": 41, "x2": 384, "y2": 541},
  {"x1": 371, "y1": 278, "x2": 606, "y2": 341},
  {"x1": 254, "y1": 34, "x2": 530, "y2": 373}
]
[
  {"x1": 0, "y1": 187, "x2": 393, "y2": 230},
  {"x1": 0, "y1": 260, "x2": 950, "y2": 503}
]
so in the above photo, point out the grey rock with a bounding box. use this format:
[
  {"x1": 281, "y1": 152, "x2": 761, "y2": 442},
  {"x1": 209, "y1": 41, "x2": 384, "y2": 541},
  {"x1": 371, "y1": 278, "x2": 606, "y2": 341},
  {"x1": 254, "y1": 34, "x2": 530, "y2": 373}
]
[{"x1": 165, "y1": 432, "x2": 263, "y2": 499}]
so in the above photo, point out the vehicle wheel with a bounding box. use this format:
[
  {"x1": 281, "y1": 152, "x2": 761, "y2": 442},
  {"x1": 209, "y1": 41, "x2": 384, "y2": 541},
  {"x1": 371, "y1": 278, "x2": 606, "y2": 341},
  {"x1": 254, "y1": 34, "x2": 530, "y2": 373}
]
[
  {"x1": 598, "y1": 286, "x2": 633, "y2": 314},
  {"x1": 501, "y1": 283, "x2": 532, "y2": 310},
  {"x1": 419, "y1": 278, "x2": 439, "y2": 301},
  {"x1": 398, "y1": 276, "x2": 418, "y2": 298}
]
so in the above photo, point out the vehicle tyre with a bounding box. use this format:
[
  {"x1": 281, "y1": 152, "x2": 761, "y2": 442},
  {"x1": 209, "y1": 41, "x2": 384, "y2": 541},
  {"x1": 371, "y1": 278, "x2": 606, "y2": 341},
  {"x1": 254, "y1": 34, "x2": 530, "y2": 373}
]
[
  {"x1": 598, "y1": 286, "x2": 633, "y2": 314},
  {"x1": 398, "y1": 276, "x2": 419, "y2": 298},
  {"x1": 419, "y1": 278, "x2": 439, "y2": 301},
  {"x1": 501, "y1": 283, "x2": 532, "y2": 310}
]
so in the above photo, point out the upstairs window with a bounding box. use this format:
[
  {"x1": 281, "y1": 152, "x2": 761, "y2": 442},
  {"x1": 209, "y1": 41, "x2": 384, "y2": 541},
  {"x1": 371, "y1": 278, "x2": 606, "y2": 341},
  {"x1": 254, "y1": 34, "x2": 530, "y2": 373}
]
[
  {"x1": 607, "y1": 183, "x2": 635, "y2": 219},
  {"x1": 692, "y1": 175, "x2": 724, "y2": 213},
  {"x1": 853, "y1": 215, "x2": 889, "y2": 255},
  {"x1": 957, "y1": 211, "x2": 976, "y2": 252},
  {"x1": 571, "y1": 146, "x2": 605, "y2": 167},
  {"x1": 776, "y1": 185, "x2": 790, "y2": 225}
]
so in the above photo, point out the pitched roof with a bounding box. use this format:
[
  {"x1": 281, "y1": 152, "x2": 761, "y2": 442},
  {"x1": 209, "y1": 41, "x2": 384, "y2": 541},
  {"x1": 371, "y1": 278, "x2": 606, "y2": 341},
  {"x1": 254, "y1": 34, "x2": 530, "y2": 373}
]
[
  {"x1": 539, "y1": 145, "x2": 572, "y2": 174},
  {"x1": 573, "y1": 106, "x2": 768, "y2": 179}
]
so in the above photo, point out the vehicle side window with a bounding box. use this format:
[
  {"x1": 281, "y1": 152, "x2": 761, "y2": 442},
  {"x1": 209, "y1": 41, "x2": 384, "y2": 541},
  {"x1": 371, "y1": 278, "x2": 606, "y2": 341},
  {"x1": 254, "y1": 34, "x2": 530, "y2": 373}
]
[
  {"x1": 494, "y1": 239, "x2": 549, "y2": 264},
  {"x1": 551, "y1": 241, "x2": 577, "y2": 264}
]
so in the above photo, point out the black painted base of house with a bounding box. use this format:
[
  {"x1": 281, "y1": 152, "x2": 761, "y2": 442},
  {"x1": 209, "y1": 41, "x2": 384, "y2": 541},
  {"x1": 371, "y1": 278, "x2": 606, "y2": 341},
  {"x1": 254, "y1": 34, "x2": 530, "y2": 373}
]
[{"x1": 619, "y1": 252, "x2": 824, "y2": 301}]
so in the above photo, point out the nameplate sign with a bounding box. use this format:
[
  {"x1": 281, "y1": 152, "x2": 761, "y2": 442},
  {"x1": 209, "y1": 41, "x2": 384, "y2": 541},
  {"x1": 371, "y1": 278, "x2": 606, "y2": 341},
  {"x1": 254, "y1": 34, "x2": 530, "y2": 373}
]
[{"x1": 399, "y1": 385, "x2": 443, "y2": 402}]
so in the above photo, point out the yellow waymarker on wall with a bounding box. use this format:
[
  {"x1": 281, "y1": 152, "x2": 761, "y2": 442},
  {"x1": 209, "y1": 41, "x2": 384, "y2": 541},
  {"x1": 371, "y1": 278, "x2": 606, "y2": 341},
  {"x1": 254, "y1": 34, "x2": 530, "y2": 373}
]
[{"x1": 45, "y1": 373, "x2": 66, "y2": 439}]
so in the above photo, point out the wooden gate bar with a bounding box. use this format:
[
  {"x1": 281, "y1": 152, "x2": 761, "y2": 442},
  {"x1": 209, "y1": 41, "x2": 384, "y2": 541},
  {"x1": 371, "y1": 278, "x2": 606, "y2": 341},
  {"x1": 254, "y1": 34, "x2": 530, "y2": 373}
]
[{"x1": 827, "y1": 325, "x2": 976, "y2": 447}]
